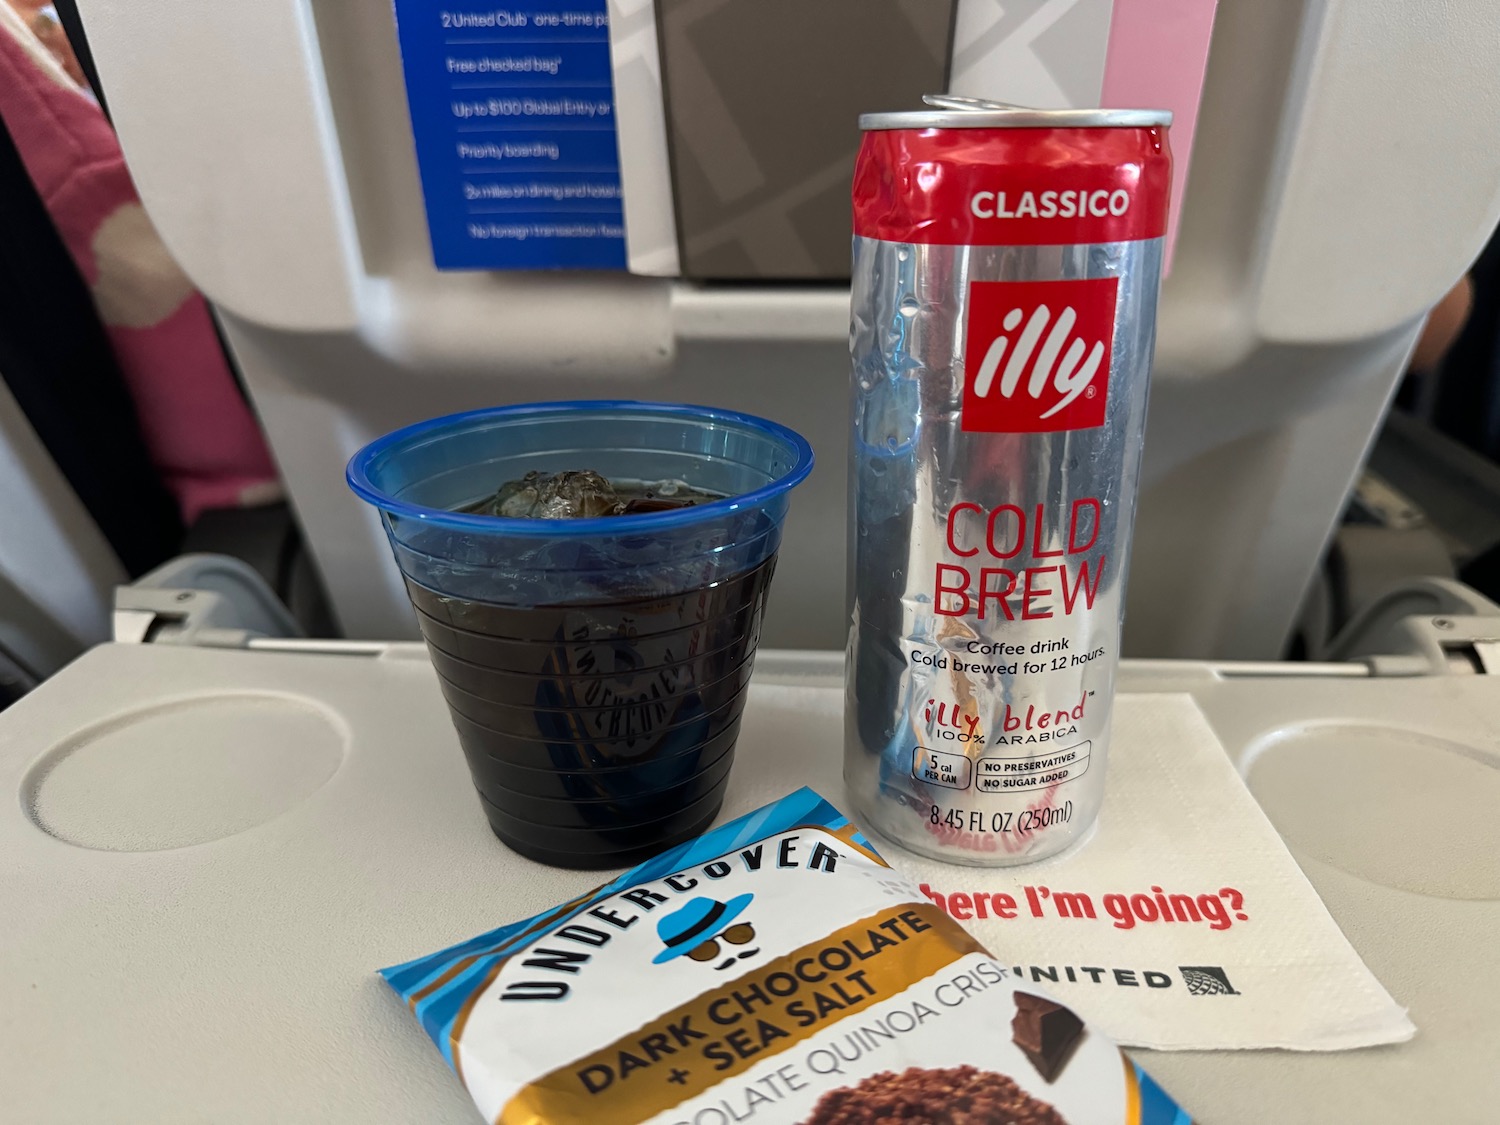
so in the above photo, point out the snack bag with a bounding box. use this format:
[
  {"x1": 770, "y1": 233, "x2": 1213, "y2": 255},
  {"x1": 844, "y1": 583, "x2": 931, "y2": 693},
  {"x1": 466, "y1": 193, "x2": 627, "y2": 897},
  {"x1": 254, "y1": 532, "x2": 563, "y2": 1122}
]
[{"x1": 381, "y1": 788, "x2": 1190, "y2": 1123}]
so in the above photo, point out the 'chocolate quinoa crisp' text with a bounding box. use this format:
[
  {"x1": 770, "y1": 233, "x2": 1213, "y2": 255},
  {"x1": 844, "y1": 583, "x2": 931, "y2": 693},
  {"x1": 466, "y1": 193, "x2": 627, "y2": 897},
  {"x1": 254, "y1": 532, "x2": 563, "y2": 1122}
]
[{"x1": 799, "y1": 1065, "x2": 1068, "y2": 1125}]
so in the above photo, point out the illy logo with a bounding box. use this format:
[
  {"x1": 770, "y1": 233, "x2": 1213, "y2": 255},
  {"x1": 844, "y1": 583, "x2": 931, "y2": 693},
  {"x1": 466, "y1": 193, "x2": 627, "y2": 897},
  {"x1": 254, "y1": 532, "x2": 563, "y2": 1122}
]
[{"x1": 963, "y1": 277, "x2": 1119, "y2": 432}]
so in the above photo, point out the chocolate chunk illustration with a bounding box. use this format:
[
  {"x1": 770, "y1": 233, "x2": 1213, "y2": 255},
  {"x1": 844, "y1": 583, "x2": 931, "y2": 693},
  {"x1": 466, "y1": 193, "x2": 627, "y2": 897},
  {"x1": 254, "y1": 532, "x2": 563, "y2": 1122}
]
[{"x1": 1012, "y1": 991, "x2": 1085, "y2": 1083}]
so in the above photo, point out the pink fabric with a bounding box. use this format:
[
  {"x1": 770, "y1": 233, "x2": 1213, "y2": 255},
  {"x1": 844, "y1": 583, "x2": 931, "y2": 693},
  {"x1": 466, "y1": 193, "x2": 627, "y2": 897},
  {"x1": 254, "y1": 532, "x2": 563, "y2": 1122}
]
[
  {"x1": 0, "y1": 22, "x2": 279, "y2": 523},
  {"x1": 1101, "y1": 0, "x2": 1220, "y2": 272}
]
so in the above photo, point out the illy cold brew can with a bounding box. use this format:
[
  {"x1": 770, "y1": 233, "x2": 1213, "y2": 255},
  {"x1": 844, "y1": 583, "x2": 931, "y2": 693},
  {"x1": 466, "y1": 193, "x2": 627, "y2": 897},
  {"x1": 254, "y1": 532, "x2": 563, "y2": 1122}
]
[{"x1": 845, "y1": 100, "x2": 1172, "y2": 866}]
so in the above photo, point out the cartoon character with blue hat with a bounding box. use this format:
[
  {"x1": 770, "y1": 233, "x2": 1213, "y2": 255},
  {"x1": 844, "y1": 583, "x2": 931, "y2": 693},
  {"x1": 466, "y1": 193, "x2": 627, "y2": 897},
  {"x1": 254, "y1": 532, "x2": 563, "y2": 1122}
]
[{"x1": 653, "y1": 894, "x2": 760, "y2": 970}]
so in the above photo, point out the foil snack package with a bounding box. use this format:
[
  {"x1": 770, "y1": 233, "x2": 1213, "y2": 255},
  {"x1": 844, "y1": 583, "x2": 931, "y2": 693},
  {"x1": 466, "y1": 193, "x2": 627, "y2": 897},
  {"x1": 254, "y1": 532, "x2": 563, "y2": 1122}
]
[{"x1": 380, "y1": 788, "x2": 1190, "y2": 1124}]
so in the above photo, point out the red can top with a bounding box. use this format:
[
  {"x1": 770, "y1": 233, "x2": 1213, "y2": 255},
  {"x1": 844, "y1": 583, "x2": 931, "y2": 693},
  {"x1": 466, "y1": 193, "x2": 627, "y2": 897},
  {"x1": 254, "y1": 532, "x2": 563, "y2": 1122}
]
[{"x1": 853, "y1": 124, "x2": 1172, "y2": 247}]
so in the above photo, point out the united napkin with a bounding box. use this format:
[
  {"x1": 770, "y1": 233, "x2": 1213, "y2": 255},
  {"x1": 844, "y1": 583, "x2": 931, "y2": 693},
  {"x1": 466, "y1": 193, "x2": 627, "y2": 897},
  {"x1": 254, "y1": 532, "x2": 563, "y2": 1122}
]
[{"x1": 737, "y1": 687, "x2": 1414, "y2": 1051}]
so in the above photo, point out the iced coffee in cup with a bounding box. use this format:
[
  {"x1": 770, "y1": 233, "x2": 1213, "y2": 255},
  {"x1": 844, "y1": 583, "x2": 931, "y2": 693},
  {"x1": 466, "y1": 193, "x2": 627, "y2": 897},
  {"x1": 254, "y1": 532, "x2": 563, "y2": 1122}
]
[{"x1": 347, "y1": 401, "x2": 813, "y2": 868}]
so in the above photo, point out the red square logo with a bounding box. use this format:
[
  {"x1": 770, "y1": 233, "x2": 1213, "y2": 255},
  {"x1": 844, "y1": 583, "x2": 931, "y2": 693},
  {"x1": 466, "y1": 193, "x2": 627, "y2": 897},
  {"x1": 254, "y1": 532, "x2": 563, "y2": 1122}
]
[{"x1": 962, "y1": 277, "x2": 1119, "y2": 433}]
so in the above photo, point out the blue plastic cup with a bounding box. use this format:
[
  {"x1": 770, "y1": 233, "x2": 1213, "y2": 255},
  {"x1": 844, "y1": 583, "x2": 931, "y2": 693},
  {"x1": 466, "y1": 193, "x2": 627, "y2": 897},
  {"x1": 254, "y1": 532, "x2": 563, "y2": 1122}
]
[{"x1": 347, "y1": 401, "x2": 813, "y2": 868}]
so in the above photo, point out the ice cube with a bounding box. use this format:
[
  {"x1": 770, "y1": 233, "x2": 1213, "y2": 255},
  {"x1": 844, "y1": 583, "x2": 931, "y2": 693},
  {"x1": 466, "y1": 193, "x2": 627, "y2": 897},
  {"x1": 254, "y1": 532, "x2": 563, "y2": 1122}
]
[{"x1": 462, "y1": 471, "x2": 722, "y2": 519}]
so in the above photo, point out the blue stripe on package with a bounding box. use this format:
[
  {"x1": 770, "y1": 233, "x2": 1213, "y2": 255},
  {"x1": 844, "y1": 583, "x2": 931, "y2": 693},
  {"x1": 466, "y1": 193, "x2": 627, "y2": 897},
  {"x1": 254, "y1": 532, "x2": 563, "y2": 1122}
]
[{"x1": 380, "y1": 787, "x2": 1193, "y2": 1123}]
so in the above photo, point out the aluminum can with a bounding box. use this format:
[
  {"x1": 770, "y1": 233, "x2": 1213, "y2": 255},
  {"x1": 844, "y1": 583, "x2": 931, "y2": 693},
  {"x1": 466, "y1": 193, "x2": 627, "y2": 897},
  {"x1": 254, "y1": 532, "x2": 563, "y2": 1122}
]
[{"x1": 845, "y1": 102, "x2": 1172, "y2": 865}]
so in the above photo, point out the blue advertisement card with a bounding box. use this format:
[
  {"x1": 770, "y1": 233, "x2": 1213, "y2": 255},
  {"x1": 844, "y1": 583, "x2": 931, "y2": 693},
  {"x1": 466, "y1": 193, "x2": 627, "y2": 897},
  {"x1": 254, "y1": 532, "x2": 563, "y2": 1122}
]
[{"x1": 391, "y1": 0, "x2": 628, "y2": 270}]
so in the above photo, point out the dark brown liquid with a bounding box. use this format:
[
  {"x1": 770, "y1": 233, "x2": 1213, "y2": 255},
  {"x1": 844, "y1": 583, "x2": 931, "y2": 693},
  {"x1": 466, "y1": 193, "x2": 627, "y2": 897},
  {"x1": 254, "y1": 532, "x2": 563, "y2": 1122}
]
[{"x1": 407, "y1": 555, "x2": 776, "y2": 868}]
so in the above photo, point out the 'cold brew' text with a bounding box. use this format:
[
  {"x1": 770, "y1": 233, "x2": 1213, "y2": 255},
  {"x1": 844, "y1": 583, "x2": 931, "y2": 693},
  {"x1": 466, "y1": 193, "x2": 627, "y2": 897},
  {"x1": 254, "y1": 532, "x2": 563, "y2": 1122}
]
[{"x1": 935, "y1": 498, "x2": 1105, "y2": 620}]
